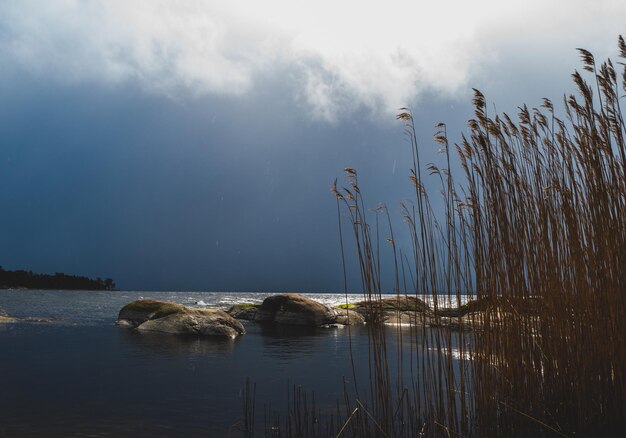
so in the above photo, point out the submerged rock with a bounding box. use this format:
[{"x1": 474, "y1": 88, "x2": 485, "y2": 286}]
[
  {"x1": 117, "y1": 299, "x2": 245, "y2": 338},
  {"x1": 255, "y1": 293, "x2": 335, "y2": 326},
  {"x1": 0, "y1": 308, "x2": 12, "y2": 323},
  {"x1": 0, "y1": 308, "x2": 58, "y2": 324}
]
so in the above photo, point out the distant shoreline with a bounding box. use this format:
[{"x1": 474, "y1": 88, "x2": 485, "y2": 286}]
[{"x1": 0, "y1": 266, "x2": 116, "y2": 291}]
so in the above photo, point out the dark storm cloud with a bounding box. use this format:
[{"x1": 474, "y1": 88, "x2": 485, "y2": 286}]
[
  {"x1": 1, "y1": 71, "x2": 463, "y2": 291},
  {"x1": 1, "y1": 1, "x2": 624, "y2": 291}
]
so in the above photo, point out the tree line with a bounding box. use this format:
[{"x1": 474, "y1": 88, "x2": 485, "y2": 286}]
[{"x1": 0, "y1": 266, "x2": 116, "y2": 290}]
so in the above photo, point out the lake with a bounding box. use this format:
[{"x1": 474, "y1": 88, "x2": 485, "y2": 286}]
[{"x1": 0, "y1": 290, "x2": 466, "y2": 437}]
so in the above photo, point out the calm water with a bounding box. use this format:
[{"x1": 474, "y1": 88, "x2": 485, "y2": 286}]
[{"x1": 0, "y1": 290, "x2": 465, "y2": 437}]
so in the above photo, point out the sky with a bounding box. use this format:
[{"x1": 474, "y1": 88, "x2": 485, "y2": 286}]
[{"x1": 0, "y1": 1, "x2": 624, "y2": 291}]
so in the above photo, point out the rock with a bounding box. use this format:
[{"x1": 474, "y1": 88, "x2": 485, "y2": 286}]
[
  {"x1": 332, "y1": 308, "x2": 365, "y2": 325},
  {"x1": 227, "y1": 304, "x2": 260, "y2": 320},
  {"x1": 117, "y1": 299, "x2": 186, "y2": 328},
  {"x1": 380, "y1": 310, "x2": 433, "y2": 326},
  {"x1": 376, "y1": 296, "x2": 430, "y2": 312},
  {"x1": 255, "y1": 293, "x2": 335, "y2": 326},
  {"x1": 117, "y1": 299, "x2": 245, "y2": 338},
  {"x1": 0, "y1": 308, "x2": 56, "y2": 324},
  {"x1": 116, "y1": 318, "x2": 135, "y2": 328},
  {"x1": 434, "y1": 296, "x2": 542, "y2": 319},
  {"x1": 137, "y1": 309, "x2": 245, "y2": 338},
  {"x1": 21, "y1": 316, "x2": 60, "y2": 323},
  {"x1": 349, "y1": 295, "x2": 431, "y2": 324}
]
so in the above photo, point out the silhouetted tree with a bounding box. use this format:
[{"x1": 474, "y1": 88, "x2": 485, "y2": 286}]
[{"x1": 0, "y1": 267, "x2": 117, "y2": 290}]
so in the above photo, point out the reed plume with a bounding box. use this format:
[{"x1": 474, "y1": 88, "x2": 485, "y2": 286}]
[{"x1": 245, "y1": 36, "x2": 626, "y2": 437}]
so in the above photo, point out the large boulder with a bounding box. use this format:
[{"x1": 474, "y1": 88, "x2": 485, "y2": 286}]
[
  {"x1": 137, "y1": 309, "x2": 245, "y2": 338},
  {"x1": 349, "y1": 295, "x2": 431, "y2": 324},
  {"x1": 227, "y1": 303, "x2": 260, "y2": 320},
  {"x1": 117, "y1": 299, "x2": 245, "y2": 338},
  {"x1": 255, "y1": 293, "x2": 335, "y2": 326},
  {"x1": 332, "y1": 308, "x2": 365, "y2": 325},
  {"x1": 380, "y1": 310, "x2": 434, "y2": 326},
  {"x1": 117, "y1": 299, "x2": 186, "y2": 328}
]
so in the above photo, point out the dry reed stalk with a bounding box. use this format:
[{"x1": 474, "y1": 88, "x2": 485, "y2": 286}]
[{"x1": 244, "y1": 37, "x2": 626, "y2": 437}]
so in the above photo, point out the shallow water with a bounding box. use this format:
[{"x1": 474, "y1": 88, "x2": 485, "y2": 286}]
[{"x1": 0, "y1": 290, "x2": 467, "y2": 437}]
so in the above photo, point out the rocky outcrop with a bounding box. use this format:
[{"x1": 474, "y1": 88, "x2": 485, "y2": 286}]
[
  {"x1": 380, "y1": 310, "x2": 434, "y2": 325},
  {"x1": 117, "y1": 299, "x2": 245, "y2": 338},
  {"x1": 227, "y1": 304, "x2": 260, "y2": 320},
  {"x1": 434, "y1": 296, "x2": 543, "y2": 318},
  {"x1": 117, "y1": 299, "x2": 186, "y2": 328},
  {"x1": 137, "y1": 309, "x2": 245, "y2": 338},
  {"x1": 255, "y1": 293, "x2": 335, "y2": 326},
  {"x1": 0, "y1": 308, "x2": 58, "y2": 324},
  {"x1": 0, "y1": 313, "x2": 16, "y2": 323},
  {"x1": 0, "y1": 308, "x2": 11, "y2": 322},
  {"x1": 332, "y1": 308, "x2": 365, "y2": 325},
  {"x1": 347, "y1": 296, "x2": 432, "y2": 325}
]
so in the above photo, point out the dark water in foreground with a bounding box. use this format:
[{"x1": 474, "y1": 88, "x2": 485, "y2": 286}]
[{"x1": 0, "y1": 290, "x2": 465, "y2": 437}]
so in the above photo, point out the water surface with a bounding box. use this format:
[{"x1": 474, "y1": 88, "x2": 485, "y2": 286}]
[{"x1": 0, "y1": 290, "x2": 465, "y2": 437}]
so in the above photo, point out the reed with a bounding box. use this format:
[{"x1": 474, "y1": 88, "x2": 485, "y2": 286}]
[
  {"x1": 458, "y1": 38, "x2": 626, "y2": 436},
  {"x1": 245, "y1": 37, "x2": 626, "y2": 437}
]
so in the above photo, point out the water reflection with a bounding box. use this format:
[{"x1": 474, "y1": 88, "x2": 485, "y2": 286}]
[
  {"x1": 255, "y1": 323, "x2": 324, "y2": 361},
  {"x1": 117, "y1": 327, "x2": 236, "y2": 357},
  {"x1": 257, "y1": 322, "x2": 323, "y2": 337}
]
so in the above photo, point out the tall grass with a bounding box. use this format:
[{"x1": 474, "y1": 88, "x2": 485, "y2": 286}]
[
  {"x1": 458, "y1": 39, "x2": 626, "y2": 436},
  {"x1": 245, "y1": 37, "x2": 626, "y2": 437}
]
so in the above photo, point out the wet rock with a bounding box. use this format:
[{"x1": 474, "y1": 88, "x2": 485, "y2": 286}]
[
  {"x1": 255, "y1": 293, "x2": 335, "y2": 326},
  {"x1": 434, "y1": 296, "x2": 542, "y2": 318},
  {"x1": 117, "y1": 299, "x2": 186, "y2": 328},
  {"x1": 21, "y1": 316, "x2": 60, "y2": 323},
  {"x1": 349, "y1": 296, "x2": 432, "y2": 324},
  {"x1": 380, "y1": 310, "x2": 434, "y2": 326},
  {"x1": 0, "y1": 308, "x2": 57, "y2": 324},
  {"x1": 137, "y1": 309, "x2": 245, "y2": 338},
  {"x1": 117, "y1": 299, "x2": 245, "y2": 338},
  {"x1": 332, "y1": 308, "x2": 365, "y2": 325},
  {"x1": 227, "y1": 304, "x2": 260, "y2": 320}
]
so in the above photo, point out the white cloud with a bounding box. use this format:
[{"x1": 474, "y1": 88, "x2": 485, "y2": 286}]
[{"x1": 1, "y1": 0, "x2": 625, "y2": 121}]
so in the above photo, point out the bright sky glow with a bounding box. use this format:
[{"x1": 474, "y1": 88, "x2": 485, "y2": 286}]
[{"x1": 1, "y1": 0, "x2": 625, "y2": 120}]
